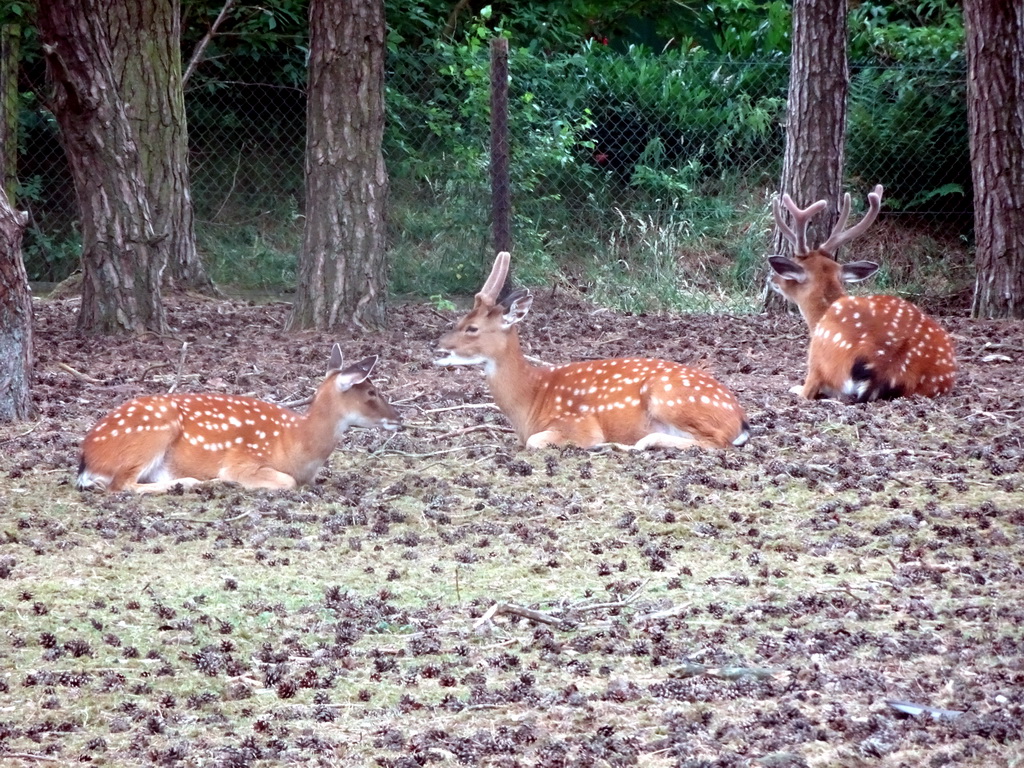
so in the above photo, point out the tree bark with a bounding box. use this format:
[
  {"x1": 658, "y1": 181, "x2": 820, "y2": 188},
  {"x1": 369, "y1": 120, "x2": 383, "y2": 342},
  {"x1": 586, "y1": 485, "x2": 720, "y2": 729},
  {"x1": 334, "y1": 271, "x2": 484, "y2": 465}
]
[
  {"x1": 964, "y1": 0, "x2": 1024, "y2": 319},
  {"x1": 0, "y1": 188, "x2": 32, "y2": 421},
  {"x1": 105, "y1": 0, "x2": 217, "y2": 294},
  {"x1": 768, "y1": 0, "x2": 848, "y2": 309},
  {"x1": 1, "y1": 24, "x2": 19, "y2": 203},
  {"x1": 288, "y1": 0, "x2": 389, "y2": 331},
  {"x1": 38, "y1": 0, "x2": 167, "y2": 334}
]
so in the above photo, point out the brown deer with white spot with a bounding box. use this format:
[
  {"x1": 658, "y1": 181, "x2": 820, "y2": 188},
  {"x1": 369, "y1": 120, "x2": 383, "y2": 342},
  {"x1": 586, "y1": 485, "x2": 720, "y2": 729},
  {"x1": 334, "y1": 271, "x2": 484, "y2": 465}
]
[
  {"x1": 435, "y1": 251, "x2": 750, "y2": 450},
  {"x1": 76, "y1": 345, "x2": 401, "y2": 493},
  {"x1": 767, "y1": 184, "x2": 956, "y2": 402}
]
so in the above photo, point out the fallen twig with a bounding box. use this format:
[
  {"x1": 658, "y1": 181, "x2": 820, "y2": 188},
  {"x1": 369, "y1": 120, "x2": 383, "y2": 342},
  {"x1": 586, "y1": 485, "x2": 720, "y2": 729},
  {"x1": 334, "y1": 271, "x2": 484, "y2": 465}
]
[
  {"x1": 417, "y1": 402, "x2": 499, "y2": 414},
  {"x1": 434, "y1": 424, "x2": 514, "y2": 441},
  {"x1": 167, "y1": 341, "x2": 190, "y2": 394},
  {"x1": 165, "y1": 508, "x2": 254, "y2": 525},
  {"x1": 569, "y1": 578, "x2": 650, "y2": 615},
  {"x1": 374, "y1": 445, "x2": 476, "y2": 459},
  {"x1": 632, "y1": 602, "x2": 692, "y2": 624},
  {"x1": 57, "y1": 362, "x2": 103, "y2": 385},
  {"x1": 1, "y1": 753, "x2": 62, "y2": 762},
  {"x1": 474, "y1": 602, "x2": 570, "y2": 630},
  {"x1": 138, "y1": 361, "x2": 174, "y2": 382},
  {"x1": 0, "y1": 423, "x2": 42, "y2": 445}
]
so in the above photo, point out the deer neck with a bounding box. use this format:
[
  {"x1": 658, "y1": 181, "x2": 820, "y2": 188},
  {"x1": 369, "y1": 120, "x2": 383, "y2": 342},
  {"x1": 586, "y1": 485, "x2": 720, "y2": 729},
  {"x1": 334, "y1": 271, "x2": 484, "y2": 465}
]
[
  {"x1": 484, "y1": 333, "x2": 548, "y2": 441},
  {"x1": 796, "y1": 254, "x2": 850, "y2": 331},
  {"x1": 286, "y1": 380, "x2": 346, "y2": 468},
  {"x1": 799, "y1": 287, "x2": 847, "y2": 331}
]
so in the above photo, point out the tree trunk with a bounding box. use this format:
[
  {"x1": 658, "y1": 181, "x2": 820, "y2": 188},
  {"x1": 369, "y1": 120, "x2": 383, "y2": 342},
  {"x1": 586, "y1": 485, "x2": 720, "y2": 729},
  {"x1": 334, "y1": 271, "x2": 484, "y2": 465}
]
[
  {"x1": 105, "y1": 0, "x2": 217, "y2": 294},
  {"x1": 964, "y1": 0, "x2": 1024, "y2": 319},
  {"x1": 38, "y1": 0, "x2": 167, "y2": 335},
  {"x1": 1, "y1": 24, "x2": 19, "y2": 203},
  {"x1": 0, "y1": 188, "x2": 32, "y2": 421},
  {"x1": 768, "y1": 0, "x2": 849, "y2": 310},
  {"x1": 288, "y1": 0, "x2": 388, "y2": 331}
]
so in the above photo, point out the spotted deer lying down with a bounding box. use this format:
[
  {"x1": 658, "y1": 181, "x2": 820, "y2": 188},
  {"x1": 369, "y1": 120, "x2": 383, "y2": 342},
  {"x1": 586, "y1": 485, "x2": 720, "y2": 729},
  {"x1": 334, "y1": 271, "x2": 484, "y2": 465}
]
[
  {"x1": 76, "y1": 345, "x2": 401, "y2": 493},
  {"x1": 435, "y1": 251, "x2": 750, "y2": 450},
  {"x1": 767, "y1": 184, "x2": 956, "y2": 402}
]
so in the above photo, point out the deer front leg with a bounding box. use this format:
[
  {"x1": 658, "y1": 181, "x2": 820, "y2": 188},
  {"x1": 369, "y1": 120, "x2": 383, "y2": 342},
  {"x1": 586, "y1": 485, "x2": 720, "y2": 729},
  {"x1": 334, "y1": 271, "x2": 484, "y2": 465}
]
[
  {"x1": 525, "y1": 430, "x2": 566, "y2": 449},
  {"x1": 631, "y1": 433, "x2": 699, "y2": 451},
  {"x1": 218, "y1": 463, "x2": 298, "y2": 490},
  {"x1": 129, "y1": 477, "x2": 204, "y2": 494}
]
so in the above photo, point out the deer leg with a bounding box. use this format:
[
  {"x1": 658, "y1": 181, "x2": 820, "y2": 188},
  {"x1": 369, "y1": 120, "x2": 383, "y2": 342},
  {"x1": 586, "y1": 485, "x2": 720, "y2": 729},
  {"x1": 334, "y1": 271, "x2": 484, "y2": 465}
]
[
  {"x1": 525, "y1": 430, "x2": 566, "y2": 449},
  {"x1": 796, "y1": 367, "x2": 828, "y2": 399},
  {"x1": 631, "y1": 433, "x2": 699, "y2": 451},
  {"x1": 218, "y1": 464, "x2": 298, "y2": 490},
  {"x1": 127, "y1": 477, "x2": 204, "y2": 494}
]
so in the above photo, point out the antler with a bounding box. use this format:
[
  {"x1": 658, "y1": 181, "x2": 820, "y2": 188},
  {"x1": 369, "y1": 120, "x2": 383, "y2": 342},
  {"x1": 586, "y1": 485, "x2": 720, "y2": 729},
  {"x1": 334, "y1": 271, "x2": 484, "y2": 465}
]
[
  {"x1": 772, "y1": 194, "x2": 828, "y2": 256},
  {"x1": 819, "y1": 184, "x2": 884, "y2": 255},
  {"x1": 476, "y1": 251, "x2": 510, "y2": 303}
]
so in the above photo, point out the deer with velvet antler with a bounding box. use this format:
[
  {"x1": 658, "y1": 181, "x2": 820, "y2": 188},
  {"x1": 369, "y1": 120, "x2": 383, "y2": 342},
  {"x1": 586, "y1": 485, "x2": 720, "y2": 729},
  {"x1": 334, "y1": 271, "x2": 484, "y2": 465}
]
[
  {"x1": 767, "y1": 184, "x2": 956, "y2": 402},
  {"x1": 435, "y1": 251, "x2": 750, "y2": 451}
]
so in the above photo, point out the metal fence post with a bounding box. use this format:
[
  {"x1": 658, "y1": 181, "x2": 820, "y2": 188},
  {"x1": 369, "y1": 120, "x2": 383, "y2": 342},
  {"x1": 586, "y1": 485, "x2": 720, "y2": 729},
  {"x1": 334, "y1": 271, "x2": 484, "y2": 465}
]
[{"x1": 490, "y1": 36, "x2": 511, "y2": 289}]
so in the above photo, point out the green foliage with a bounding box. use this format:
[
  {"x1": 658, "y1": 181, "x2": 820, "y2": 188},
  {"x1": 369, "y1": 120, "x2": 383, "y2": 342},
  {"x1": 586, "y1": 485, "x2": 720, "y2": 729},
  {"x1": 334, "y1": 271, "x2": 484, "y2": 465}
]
[
  {"x1": 14, "y1": 0, "x2": 972, "y2": 308},
  {"x1": 21, "y1": 222, "x2": 80, "y2": 283},
  {"x1": 182, "y1": 0, "x2": 308, "y2": 89},
  {"x1": 0, "y1": 1, "x2": 31, "y2": 25},
  {"x1": 385, "y1": 16, "x2": 789, "y2": 310},
  {"x1": 198, "y1": 220, "x2": 299, "y2": 291},
  {"x1": 849, "y1": 0, "x2": 964, "y2": 64},
  {"x1": 846, "y1": 63, "x2": 968, "y2": 211}
]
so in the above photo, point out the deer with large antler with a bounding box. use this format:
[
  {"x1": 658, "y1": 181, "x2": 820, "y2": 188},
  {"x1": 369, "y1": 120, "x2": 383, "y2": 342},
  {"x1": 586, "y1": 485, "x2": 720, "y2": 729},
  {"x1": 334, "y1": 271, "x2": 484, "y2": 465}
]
[
  {"x1": 435, "y1": 251, "x2": 750, "y2": 450},
  {"x1": 76, "y1": 345, "x2": 401, "y2": 493},
  {"x1": 767, "y1": 184, "x2": 956, "y2": 402}
]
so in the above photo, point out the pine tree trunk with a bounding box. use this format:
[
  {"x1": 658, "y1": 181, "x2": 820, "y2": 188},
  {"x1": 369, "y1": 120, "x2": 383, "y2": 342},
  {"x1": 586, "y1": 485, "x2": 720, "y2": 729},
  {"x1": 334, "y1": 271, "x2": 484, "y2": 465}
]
[
  {"x1": 38, "y1": 0, "x2": 167, "y2": 334},
  {"x1": 768, "y1": 0, "x2": 848, "y2": 310},
  {"x1": 1, "y1": 24, "x2": 19, "y2": 202},
  {"x1": 104, "y1": 0, "x2": 217, "y2": 295},
  {"x1": 0, "y1": 189, "x2": 32, "y2": 421},
  {"x1": 288, "y1": 0, "x2": 388, "y2": 331},
  {"x1": 965, "y1": 0, "x2": 1024, "y2": 319}
]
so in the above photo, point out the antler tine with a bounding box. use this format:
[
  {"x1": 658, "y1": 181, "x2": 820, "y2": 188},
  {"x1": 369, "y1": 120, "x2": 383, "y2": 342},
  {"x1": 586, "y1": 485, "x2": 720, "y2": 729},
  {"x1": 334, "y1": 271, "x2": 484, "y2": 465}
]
[
  {"x1": 772, "y1": 196, "x2": 798, "y2": 250},
  {"x1": 819, "y1": 184, "x2": 884, "y2": 255},
  {"x1": 476, "y1": 251, "x2": 510, "y2": 303},
  {"x1": 776, "y1": 193, "x2": 827, "y2": 256}
]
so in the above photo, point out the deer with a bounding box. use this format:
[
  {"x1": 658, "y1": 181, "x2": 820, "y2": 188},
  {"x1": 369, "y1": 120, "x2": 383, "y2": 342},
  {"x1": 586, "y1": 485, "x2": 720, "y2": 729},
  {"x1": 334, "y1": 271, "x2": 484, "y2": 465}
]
[
  {"x1": 435, "y1": 251, "x2": 750, "y2": 451},
  {"x1": 767, "y1": 183, "x2": 957, "y2": 402},
  {"x1": 76, "y1": 344, "x2": 401, "y2": 493}
]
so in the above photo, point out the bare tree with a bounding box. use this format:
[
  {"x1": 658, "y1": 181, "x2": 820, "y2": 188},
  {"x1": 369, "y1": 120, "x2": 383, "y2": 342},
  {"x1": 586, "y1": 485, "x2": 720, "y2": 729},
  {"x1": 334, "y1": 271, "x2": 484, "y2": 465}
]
[
  {"x1": 964, "y1": 0, "x2": 1024, "y2": 319},
  {"x1": 0, "y1": 188, "x2": 32, "y2": 421},
  {"x1": 768, "y1": 0, "x2": 849, "y2": 310},
  {"x1": 38, "y1": 0, "x2": 167, "y2": 334},
  {"x1": 288, "y1": 0, "x2": 389, "y2": 331}
]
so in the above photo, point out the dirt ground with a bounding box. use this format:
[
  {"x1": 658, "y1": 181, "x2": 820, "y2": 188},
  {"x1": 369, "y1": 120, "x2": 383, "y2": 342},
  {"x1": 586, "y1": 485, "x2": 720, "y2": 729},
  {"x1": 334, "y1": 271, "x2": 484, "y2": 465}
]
[{"x1": 0, "y1": 290, "x2": 1022, "y2": 767}]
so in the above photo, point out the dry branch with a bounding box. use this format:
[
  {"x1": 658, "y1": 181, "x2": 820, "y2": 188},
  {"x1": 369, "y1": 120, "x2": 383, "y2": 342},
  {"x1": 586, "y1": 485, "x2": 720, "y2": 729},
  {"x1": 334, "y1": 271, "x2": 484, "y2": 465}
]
[
  {"x1": 57, "y1": 362, "x2": 103, "y2": 384},
  {"x1": 474, "y1": 602, "x2": 570, "y2": 630}
]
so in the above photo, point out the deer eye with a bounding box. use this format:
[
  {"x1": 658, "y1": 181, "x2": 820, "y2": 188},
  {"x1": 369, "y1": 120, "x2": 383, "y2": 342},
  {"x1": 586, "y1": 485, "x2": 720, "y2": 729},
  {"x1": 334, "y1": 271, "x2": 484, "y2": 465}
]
[{"x1": 466, "y1": 325, "x2": 479, "y2": 334}]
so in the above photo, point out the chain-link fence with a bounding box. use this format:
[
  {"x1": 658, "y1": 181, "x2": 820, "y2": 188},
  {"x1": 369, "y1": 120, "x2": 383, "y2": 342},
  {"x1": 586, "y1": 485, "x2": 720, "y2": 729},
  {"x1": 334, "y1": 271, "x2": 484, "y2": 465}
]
[{"x1": 17, "y1": 46, "x2": 972, "y2": 307}]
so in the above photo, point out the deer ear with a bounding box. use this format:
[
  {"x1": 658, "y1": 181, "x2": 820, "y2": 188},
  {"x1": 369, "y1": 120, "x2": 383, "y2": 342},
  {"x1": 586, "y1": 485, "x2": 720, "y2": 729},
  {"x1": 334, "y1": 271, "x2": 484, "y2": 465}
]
[
  {"x1": 501, "y1": 289, "x2": 533, "y2": 328},
  {"x1": 768, "y1": 256, "x2": 807, "y2": 282},
  {"x1": 328, "y1": 343, "x2": 344, "y2": 372},
  {"x1": 840, "y1": 261, "x2": 880, "y2": 283},
  {"x1": 336, "y1": 356, "x2": 377, "y2": 391}
]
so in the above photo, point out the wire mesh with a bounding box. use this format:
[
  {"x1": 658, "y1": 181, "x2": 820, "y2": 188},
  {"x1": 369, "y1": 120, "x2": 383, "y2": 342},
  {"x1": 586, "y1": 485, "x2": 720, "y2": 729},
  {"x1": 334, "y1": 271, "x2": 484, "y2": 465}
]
[{"x1": 16, "y1": 47, "x2": 971, "y2": 300}]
